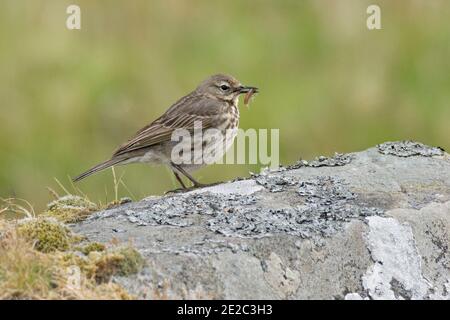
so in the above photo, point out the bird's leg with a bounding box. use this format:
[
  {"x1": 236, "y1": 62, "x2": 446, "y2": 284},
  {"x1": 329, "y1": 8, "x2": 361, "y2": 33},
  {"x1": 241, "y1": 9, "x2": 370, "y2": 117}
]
[
  {"x1": 171, "y1": 163, "x2": 207, "y2": 188},
  {"x1": 165, "y1": 167, "x2": 188, "y2": 194},
  {"x1": 172, "y1": 170, "x2": 187, "y2": 189}
]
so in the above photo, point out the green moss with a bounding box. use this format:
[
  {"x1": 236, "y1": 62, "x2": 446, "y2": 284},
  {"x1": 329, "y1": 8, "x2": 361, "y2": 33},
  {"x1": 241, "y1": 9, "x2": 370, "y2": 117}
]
[
  {"x1": 92, "y1": 247, "x2": 145, "y2": 283},
  {"x1": 79, "y1": 242, "x2": 106, "y2": 255},
  {"x1": 114, "y1": 247, "x2": 145, "y2": 275},
  {"x1": 16, "y1": 218, "x2": 81, "y2": 253},
  {"x1": 43, "y1": 195, "x2": 98, "y2": 223},
  {"x1": 58, "y1": 245, "x2": 144, "y2": 283}
]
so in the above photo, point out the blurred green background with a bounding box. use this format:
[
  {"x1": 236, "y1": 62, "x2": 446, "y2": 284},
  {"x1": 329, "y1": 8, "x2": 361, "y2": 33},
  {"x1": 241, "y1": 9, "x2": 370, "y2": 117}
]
[{"x1": 1, "y1": 0, "x2": 449, "y2": 211}]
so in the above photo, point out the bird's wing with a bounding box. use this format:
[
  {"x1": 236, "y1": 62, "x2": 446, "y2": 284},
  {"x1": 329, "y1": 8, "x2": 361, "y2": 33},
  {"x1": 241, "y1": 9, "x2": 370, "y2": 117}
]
[{"x1": 112, "y1": 94, "x2": 224, "y2": 157}]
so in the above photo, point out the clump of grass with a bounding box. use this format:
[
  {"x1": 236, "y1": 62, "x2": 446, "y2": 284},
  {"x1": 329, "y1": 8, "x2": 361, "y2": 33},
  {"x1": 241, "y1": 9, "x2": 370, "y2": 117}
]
[
  {"x1": 14, "y1": 217, "x2": 145, "y2": 282},
  {"x1": 0, "y1": 178, "x2": 144, "y2": 299},
  {"x1": 74, "y1": 283, "x2": 133, "y2": 300},
  {"x1": 45, "y1": 171, "x2": 136, "y2": 221},
  {"x1": 43, "y1": 195, "x2": 98, "y2": 223},
  {"x1": 0, "y1": 198, "x2": 35, "y2": 219},
  {"x1": 0, "y1": 223, "x2": 135, "y2": 299},
  {"x1": 16, "y1": 218, "x2": 83, "y2": 253},
  {"x1": 0, "y1": 227, "x2": 57, "y2": 299}
]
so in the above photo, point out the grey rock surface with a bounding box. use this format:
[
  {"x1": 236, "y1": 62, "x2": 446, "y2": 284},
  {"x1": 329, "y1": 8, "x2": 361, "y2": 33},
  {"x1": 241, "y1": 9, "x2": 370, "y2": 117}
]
[{"x1": 72, "y1": 141, "x2": 450, "y2": 299}]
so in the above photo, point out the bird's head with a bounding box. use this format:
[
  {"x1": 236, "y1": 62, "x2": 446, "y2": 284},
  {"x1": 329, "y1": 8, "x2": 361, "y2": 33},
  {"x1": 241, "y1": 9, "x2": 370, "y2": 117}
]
[{"x1": 196, "y1": 74, "x2": 258, "y2": 103}]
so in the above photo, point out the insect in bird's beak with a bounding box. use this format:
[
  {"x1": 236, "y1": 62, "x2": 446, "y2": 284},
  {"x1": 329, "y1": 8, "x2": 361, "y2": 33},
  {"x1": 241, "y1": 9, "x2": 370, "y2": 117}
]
[{"x1": 238, "y1": 86, "x2": 259, "y2": 107}]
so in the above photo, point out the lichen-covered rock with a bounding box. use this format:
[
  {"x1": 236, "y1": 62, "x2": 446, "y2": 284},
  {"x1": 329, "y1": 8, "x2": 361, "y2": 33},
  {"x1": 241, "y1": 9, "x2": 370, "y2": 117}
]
[
  {"x1": 377, "y1": 140, "x2": 445, "y2": 157},
  {"x1": 286, "y1": 152, "x2": 353, "y2": 169},
  {"x1": 72, "y1": 141, "x2": 450, "y2": 300}
]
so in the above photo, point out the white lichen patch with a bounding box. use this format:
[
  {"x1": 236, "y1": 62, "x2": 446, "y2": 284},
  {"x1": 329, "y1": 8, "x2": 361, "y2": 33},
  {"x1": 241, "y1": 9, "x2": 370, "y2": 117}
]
[
  {"x1": 345, "y1": 293, "x2": 368, "y2": 300},
  {"x1": 362, "y1": 216, "x2": 430, "y2": 300},
  {"x1": 190, "y1": 180, "x2": 264, "y2": 196}
]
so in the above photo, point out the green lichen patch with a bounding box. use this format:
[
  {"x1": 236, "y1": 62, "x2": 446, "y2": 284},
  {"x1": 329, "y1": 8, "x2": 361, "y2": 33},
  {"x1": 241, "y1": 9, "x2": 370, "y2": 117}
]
[
  {"x1": 16, "y1": 218, "x2": 82, "y2": 253},
  {"x1": 43, "y1": 195, "x2": 98, "y2": 223}
]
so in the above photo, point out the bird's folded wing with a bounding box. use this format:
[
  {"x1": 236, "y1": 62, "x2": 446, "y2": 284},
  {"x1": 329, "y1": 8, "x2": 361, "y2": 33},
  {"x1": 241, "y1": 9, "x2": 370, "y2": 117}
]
[{"x1": 112, "y1": 95, "x2": 223, "y2": 157}]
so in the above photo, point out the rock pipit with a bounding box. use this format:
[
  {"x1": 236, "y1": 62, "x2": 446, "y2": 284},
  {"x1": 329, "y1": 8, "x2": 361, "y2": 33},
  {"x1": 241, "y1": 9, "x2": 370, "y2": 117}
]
[{"x1": 73, "y1": 74, "x2": 258, "y2": 189}]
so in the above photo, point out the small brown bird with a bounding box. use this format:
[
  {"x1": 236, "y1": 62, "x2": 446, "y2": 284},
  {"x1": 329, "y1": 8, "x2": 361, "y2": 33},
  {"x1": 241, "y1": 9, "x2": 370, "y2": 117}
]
[{"x1": 73, "y1": 74, "x2": 258, "y2": 189}]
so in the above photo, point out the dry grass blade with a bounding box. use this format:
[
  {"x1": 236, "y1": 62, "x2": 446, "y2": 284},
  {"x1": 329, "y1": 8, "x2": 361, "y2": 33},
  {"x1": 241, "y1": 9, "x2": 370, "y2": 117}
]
[
  {"x1": 54, "y1": 177, "x2": 71, "y2": 196},
  {"x1": 0, "y1": 198, "x2": 35, "y2": 218},
  {"x1": 67, "y1": 175, "x2": 88, "y2": 199},
  {"x1": 46, "y1": 187, "x2": 60, "y2": 200},
  {"x1": 112, "y1": 167, "x2": 119, "y2": 202}
]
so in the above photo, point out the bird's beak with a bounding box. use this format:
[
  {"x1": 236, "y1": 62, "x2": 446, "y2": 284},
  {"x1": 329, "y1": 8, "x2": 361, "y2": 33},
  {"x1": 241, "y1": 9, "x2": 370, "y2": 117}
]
[{"x1": 238, "y1": 86, "x2": 259, "y2": 94}]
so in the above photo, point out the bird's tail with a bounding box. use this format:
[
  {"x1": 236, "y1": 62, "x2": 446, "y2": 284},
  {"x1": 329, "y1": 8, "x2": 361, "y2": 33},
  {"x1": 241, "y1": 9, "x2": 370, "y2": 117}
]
[{"x1": 73, "y1": 158, "x2": 124, "y2": 182}]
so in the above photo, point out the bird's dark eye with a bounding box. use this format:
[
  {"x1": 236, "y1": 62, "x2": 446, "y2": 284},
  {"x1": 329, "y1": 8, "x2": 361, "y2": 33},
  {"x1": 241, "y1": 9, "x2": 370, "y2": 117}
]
[{"x1": 220, "y1": 84, "x2": 230, "y2": 91}]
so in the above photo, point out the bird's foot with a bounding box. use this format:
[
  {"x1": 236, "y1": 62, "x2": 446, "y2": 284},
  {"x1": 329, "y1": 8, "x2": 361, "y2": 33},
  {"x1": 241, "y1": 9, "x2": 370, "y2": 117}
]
[
  {"x1": 165, "y1": 181, "x2": 223, "y2": 194},
  {"x1": 192, "y1": 181, "x2": 222, "y2": 189},
  {"x1": 165, "y1": 187, "x2": 189, "y2": 194}
]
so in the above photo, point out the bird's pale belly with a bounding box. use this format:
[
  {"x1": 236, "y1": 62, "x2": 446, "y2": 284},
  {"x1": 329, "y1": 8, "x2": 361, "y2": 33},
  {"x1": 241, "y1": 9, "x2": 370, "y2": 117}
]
[
  {"x1": 200, "y1": 126, "x2": 238, "y2": 164},
  {"x1": 125, "y1": 122, "x2": 239, "y2": 170},
  {"x1": 122, "y1": 144, "x2": 172, "y2": 166},
  {"x1": 199, "y1": 109, "x2": 239, "y2": 165}
]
